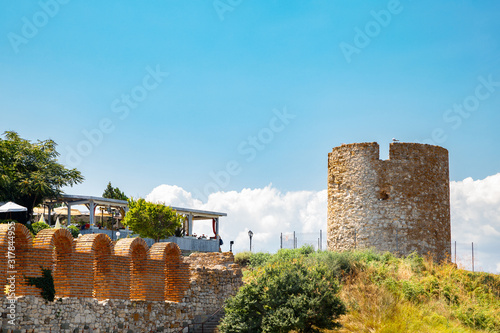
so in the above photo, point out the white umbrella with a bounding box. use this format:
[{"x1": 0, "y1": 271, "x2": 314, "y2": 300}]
[
  {"x1": 54, "y1": 216, "x2": 62, "y2": 229},
  {"x1": 38, "y1": 214, "x2": 45, "y2": 223},
  {"x1": 0, "y1": 202, "x2": 27, "y2": 213}
]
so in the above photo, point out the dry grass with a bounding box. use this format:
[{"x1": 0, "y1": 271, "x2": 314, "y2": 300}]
[
  {"x1": 324, "y1": 254, "x2": 500, "y2": 333},
  {"x1": 237, "y1": 248, "x2": 499, "y2": 332},
  {"x1": 329, "y1": 269, "x2": 486, "y2": 332}
]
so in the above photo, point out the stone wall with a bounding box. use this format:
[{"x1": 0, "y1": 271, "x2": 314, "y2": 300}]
[
  {"x1": 327, "y1": 142, "x2": 451, "y2": 260},
  {"x1": 0, "y1": 223, "x2": 242, "y2": 332}
]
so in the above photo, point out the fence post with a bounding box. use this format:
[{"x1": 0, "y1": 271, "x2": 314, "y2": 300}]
[
  {"x1": 472, "y1": 242, "x2": 474, "y2": 273},
  {"x1": 280, "y1": 233, "x2": 282, "y2": 249},
  {"x1": 293, "y1": 231, "x2": 296, "y2": 249}
]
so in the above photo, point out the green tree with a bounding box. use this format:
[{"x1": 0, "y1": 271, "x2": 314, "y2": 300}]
[
  {"x1": 0, "y1": 131, "x2": 83, "y2": 220},
  {"x1": 220, "y1": 258, "x2": 346, "y2": 333},
  {"x1": 102, "y1": 181, "x2": 128, "y2": 200},
  {"x1": 122, "y1": 198, "x2": 183, "y2": 242},
  {"x1": 102, "y1": 181, "x2": 128, "y2": 221}
]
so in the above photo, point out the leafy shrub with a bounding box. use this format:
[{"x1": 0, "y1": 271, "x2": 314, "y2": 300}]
[
  {"x1": 313, "y1": 250, "x2": 357, "y2": 280},
  {"x1": 236, "y1": 247, "x2": 312, "y2": 269},
  {"x1": 231, "y1": 249, "x2": 500, "y2": 332},
  {"x1": 25, "y1": 267, "x2": 55, "y2": 302},
  {"x1": 220, "y1": 258, "x2": 346, "y2": 332},
  {"x1": 66, "y1": 225, "x2": 80, "y2": 238},
  {"x1": 247, "y1": 247, "x2": 359, "y2": 278},
  {"x1": 352, "y1": 248, "x2": 386, "y2": 263},
  {"x1": 234, "y1": 251, "x2": 251, "y2": 267},
  {"x1": 299, "y1": 244, "x2": 315, "y2": 255},
  {"x1": 249, "y1": 252, "x2": 272, "y2": 268},
  {"x1": 268, "y1": 247, "x2": 309, "y2": 264},
  {"x1": 31, "y1": 221, "x2": 50, "y2": 235}
]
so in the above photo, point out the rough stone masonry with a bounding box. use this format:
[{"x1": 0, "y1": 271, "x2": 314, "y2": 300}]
[
  {"x1": 0, "y1": 223, "x2": 242, "y2": 332},
  {"x1": 327, "y1": 142, "x2": 451, "y2": 260}
]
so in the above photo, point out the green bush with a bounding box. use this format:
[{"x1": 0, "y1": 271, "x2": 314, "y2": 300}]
[
  {"x1": 299, "y1": 244, "x2": 315, "y2": 255},
  {"x1": 267, "y1": 247, "x2": 310, "y2": 265},
  {"x1": 31, "y1": 221, "x2": 50, "y2": 235},
  {"x1": 230, "y1": 249, "x2": 500, "y2": 332},
  {"x1": 234, "y1": 251, "x2": 251, "y2": 267},
  {"x1": 25, "y1": 267, "x2": 55, "y2": 302},
  {"x1": 220, "y1": 258, "x2": 346, "y2": 333},
  {"x1": 249, "y1": 252, "x2": 272, "y2": 268},
  {"x1": 312, "y1": 250, "x2": 357, "y2": 280},
  {"x1": 66, "y1": 225, "x2": 80, "y2": 238}
]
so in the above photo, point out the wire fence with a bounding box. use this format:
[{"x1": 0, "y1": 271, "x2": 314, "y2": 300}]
[
  {"x1": 451, "y1": 240, "x2": 482, "y2": 273},
  {"x1": 279, "y1": 231, "x2": 482, "y2": 273},
  {"x1": 280, "y1": 230, "x2": 327, "y2": 251}
]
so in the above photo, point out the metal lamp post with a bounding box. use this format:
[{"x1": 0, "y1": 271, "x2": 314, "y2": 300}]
[{"x1": 248, "y1": 230, "x2": 253, "y2": 252}]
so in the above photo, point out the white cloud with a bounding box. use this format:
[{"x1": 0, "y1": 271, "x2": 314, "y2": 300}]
[
  {"x1": 147, "y1": 184, "x2": 327, "y2": 254},
  {"x1": 146, "y1": 172, "x2": 500, "y2": 274},
  {"x1": 146, "y1": 185, "x2": 202, "y2": 208},
  {"x1": 450, "y1": 173, "x2": 500, "y2": 274}
]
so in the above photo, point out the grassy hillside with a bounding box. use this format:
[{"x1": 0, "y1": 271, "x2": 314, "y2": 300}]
[{"x1": 231, "y1": 248, "x2": 500, "y2": 332}]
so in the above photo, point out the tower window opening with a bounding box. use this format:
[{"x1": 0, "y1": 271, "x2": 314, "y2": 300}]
[{"x1": 379, "y1": 190, "x2": 390, "y2": 200}]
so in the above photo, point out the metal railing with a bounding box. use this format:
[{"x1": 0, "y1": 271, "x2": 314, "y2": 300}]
[{"x1": 79, "y1": 229, "x2": 219, "y2": 251}]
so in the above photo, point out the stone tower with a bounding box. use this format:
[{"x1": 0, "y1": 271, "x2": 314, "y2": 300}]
[{"x1": 327, "y1": 142, "x2": 451, "y2": 260}]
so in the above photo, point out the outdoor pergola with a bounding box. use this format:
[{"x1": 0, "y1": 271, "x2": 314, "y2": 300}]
[
  {"x1": 43, "y1": 194, "x2": 128, "y2": 227},
  {"x1": 41, "y1": 195, "x2": 227, "y2": 248},
  {"x1": 172, "y1": 206, "x2": 227, "y2": 244}
]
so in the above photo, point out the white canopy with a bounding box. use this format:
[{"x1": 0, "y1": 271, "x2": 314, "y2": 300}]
[{"x1": 0, "y1": 201, "x2": 27, "y2": 213}]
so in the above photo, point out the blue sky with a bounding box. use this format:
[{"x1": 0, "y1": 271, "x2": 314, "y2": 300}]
[
  {"x1": 1, "y1": 1, "x2": 500, "y2": 270},
  {"x1": 1, "y1": 0, "x2": 499, "y2": 197}
]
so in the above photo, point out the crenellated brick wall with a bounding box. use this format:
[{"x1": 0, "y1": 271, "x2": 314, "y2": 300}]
[{"x1": 0, "y1": 223, "x2": 243, "y2": 332}]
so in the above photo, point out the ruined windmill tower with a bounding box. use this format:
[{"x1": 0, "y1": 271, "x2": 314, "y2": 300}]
[{"x1": 327, "y1": 142, "x2": 451, "y2": 260}]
